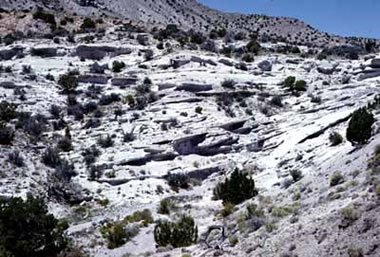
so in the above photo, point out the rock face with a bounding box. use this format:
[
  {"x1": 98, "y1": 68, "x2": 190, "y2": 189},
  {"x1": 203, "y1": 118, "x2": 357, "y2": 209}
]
[
  {"x1": 197, "y1": 135, "x2": 239, "y2": 156},
  {"x1": 219, "y1": 120, "x2": 252, "y2": 134},
  {"x1": 78, "y1": 74, "x2": 108, "y2": 84},
  {"x1": 219, "y1": 59, "x2": 234, "y2": 67},
  {"x1": 187, "y1": 166, "x2": 220, "y2": 180},
  {"x1": 357, "y1": 57, "x2": 380, "y2": 80},
  {"x1": 358, "y1": 69, "x2": 380, "y2": 81},
  {"x1": 190, "y1": 56, "x2": 217, "y2": 66},
  {"x1": 0, "y1": 47, "x2": 23, "y2": 60},
  {"x1": 258, "y1": 60, "x2": 272, "y2": 71},
  {"x1": 111, "y1": 77, "x2": 139, "y2": 87},
  {"x1": 176, "y1": 83, "x2": 213, "y2": 92},
  {"x1": 171, "y1": 58, "x2": 191, "y2": 68},
  {"x1": 172, "y1": 133, "x2": 239, "y2": 156},
  {"x1": 369, "y1": 59, "x2": 380, "y2": 68},
  {"x1": 173, "y1": 133, "x2": 207, "y2": 155},
  {"x1": 30, "y1": 47, "x2": 58, "y2": 57},
  {"x1": 317, "y1": 61, "x2": 339, "y2": 75},
  {"x1": 158, "y1": 83, "x2": 177, "y2": 90},
  {"x1": 76, "y1": 45, "x2": 132, "y2": 60},
  {"x1": 89, "y1": 62, "x2": 108, "y2": 74},
  {"x1": 0, "y1": 82, "x2": 17, "y2": 89}
]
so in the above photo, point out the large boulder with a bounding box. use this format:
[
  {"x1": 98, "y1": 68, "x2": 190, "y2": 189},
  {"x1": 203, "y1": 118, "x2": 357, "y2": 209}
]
[
  {"x1": 219, "y1": 59, "x2": 234, "y2": 66},
  {"x1": 258, "y1": 60, "x2": 272, "y2": 72},
  {"x1": 197, "y1": 135, "x2": 239, "y2": 156},
  {"x1": 89, "y1": 62, "x2": 108, "y2": 74},
  {"x1": 111, "y1": 77, "x2": 138, "y2": 87},
  {"x1": 0, "y1": 47, "x2": 23, "y2": 60},
  {"x1": 30, "y1": 47, "x2": 57, "y2": 57},
  {"x1": 0, "y1": 81, "x2": 17, "y2": 89},
  {"x1": 78, "y1": 74, "x2": 108, "y2": 84},
  {"x1": 171, "y1": 58, "x2": 190, "y2": 68},
  {"x1": 158, "y1": 83, "x2": 176, "y2": 90},
  {"x1": 190, "y1": 56, "x2": 217, "y2": 66},
  {"x1": 173, "y1": 133, "x2": 207, "y2": 155},
  {"x1": 219, "y1": 120, "x2": 247, "y2": 132},
  {"x1": 76, "y1": 45, "x2": 132, "y2": 60},
  {"x1": 176, "y1": 83, "x2": 212, "y2": 92},
  {"x1": 369, "y1": 58, "x2": 380, "y2": 69},
  {"x1": 317, "y1": 61, "x2": 339, "y2": 75},
  {"x1": 358, "y1": 69, "x2": 380, "y2": 81}
]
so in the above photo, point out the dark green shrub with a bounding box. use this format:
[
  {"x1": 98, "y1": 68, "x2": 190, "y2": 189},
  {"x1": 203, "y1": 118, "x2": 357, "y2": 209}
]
[
  {"x1": 80, "y1": 18, "x2": 96, "y2": 30},
  {"x1": 100, "y1": 221, "x2": 140, "y2": 249},
  {"x1": 290, "y1": 169, "x2": 303, "y2": 182},
  {"x1": 100, "y1": 222, "x2": 127, "y2": 249},
  {"x1": 195, "y1": 106, "x2": 203, "y2": 114},
  {"x1": 242, "y1": 53, "x2": 254, "y2": 63},
  {"x1": 246, "y1": 40, "x2": 261, "y2": 55},
  {"x1": 87, "y1": 165, "x2": 104, "y2": 181},
  {"x1": 294, "y1": 80, "x2": 307, "y2": 91},
  {"x1": 221, "y1": 79, "x2": 236, "y2": 89},
  {"x1": 123, "y1": 209, "x2": 153, "y2": 226},
  {"x1": 33, "y1": 10, "x2": 56, "y2": 27},
  {"x1": 42, "y1": 147, "x2": 62, "y2": 168},
  {"x1": 166, "y1": 173, "x2": 190, "y2": 190},
  {"x1": 329, "y1": 131, "x2": 343, "y2": 146},
  {"x1": 0, "y1": 101, "x2": 17, "y2": 123},
  {"x1": 330, "y1": 171, "x2": 344, "y2": 187},
  {"x1": 0, "y1": 123, "x2": 14, "y2": 145},
  {"x1": 8, "y1": 150, "x2": 24, "y2": 167},
  {"x1": 123, "y1": 131, "x2": 135, "y2": 142},
  {"x1": 284, "y1": 76, "x2": 296, "y2": 88},
  {"x1": 157, "y1": 198, "x2": 175, "y2": 215},
  {"x1": 97, "y1": 134, "x2": 114, "y2": 148},
  {"x1": 270, "y1": 95, "x2": 283, "y2": 107},
  {"x1": 0, "y1": 196, "x2": 68, "y2": 257},
  {"x1": 112, "y1": 61, "x2": 125, "y2": 73},
  {"x1": 154, "y1": 215, "x2": 198, "y2": 248},
  {"x1": 3, "y1": 34, "x2": 17, "y2": 46},
  {"x1": 82, "y1": 146, "x2": 100, "y2": 166},
  {"x1": 346, "y1": 107, "x2": 375, "y2": 145},
  {"x1": 58, "y1": 136, "x2": 73, "y2": 152},
  {"x1": 221, "y1": 202, "x2": 235, "y2": 217},
  {"x1": 125, "y1": 95, "x2": 135, "y2": 107},
  {"x1": 58, "y1": 74, "x2": 78, "y2": 94},
  {"x1": 213, "y1": 169, "x2": 258, "y2": 205},
  {"x1": 135, "y1": 84, "x2": 152, "y2": 95}
]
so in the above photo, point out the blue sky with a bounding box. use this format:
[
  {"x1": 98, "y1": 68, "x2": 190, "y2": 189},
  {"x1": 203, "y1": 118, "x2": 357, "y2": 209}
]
[{"x1": 199, "y1": 0, "x2": 380, "y2": 39}]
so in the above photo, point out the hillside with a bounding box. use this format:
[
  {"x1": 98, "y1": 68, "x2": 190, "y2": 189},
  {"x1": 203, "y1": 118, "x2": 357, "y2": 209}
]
[{"x1": 1, "y1": 0, "x2": 378, "y2": 48}]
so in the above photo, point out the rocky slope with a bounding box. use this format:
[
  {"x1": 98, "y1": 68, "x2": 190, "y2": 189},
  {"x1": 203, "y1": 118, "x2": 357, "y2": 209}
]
[{"x1": 1, "y1": 0, "x2": 378, "y2": 48}]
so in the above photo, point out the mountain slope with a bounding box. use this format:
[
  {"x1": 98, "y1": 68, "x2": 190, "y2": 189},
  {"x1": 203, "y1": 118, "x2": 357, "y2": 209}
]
[{"x1": 1, "y1": 0, "x2": 377, "y2": 48}]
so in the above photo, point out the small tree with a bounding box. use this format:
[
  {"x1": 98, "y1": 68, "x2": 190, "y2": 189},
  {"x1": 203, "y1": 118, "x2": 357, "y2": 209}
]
[
  {"x1": 294, "y1": 80, "x2": 307, "y2": 91},
  {"x1": 0, "y1": 196, "x2": 68, "y2": 257},
  {"x1": 154, "y1": 215, "x2": 198, "y2": 248},
  {"x1": 0, "y1": 123, "x2": 14, "y2": 145},
  {"x1": 346, "y1": 107, "x2": 375, "y2": 145},
  {"x1": 329, "y1": 131, "x2": 343, "y2": 146},
  {"x1": 112, "y1": 61, "x2": 125, "y2": 73},
  {"x1": 284, "y1": 76, "x2": 296, "y2": 88},
  {"x1": 0, "y1": 101, "x2": 17, "y2": 123},
  {"x1": 58, "y1": 74, "x2": 78, "y2": 94},
  {"x1": 213, "y1": 169, "x2": 258, "y2": 205},
  {"x1": 246, "y1": 40, "x2": 261, "y2": 55},
  {"x1": 80, "y1": 18, "x2": 96, "y2": 30}
]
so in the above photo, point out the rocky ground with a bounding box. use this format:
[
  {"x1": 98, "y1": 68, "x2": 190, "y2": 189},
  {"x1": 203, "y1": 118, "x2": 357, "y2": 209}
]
[{"x1": 0, "y1": 9, "x2": 380, "y2": 257}]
